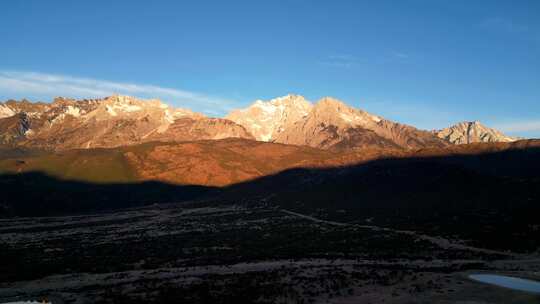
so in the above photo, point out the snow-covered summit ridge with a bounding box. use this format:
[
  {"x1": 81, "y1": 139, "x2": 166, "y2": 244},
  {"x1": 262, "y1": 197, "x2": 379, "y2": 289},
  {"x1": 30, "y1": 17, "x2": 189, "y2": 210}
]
[{"x1": 226, "y1": 94, "x2": 312, "y2": 141}]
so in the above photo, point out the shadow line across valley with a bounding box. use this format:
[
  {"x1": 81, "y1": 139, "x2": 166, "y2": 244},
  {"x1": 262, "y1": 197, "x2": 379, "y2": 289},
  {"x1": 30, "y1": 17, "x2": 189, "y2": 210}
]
[{"x1": 1, "y1": 144, "x2": 539, "y2": 251}]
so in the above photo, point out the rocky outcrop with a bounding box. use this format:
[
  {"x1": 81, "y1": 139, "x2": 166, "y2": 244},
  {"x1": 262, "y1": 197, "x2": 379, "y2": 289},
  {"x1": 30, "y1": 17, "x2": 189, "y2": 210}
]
[
  {"x1": 0, "y1": 113, "x2": 31, "y2": 144},
  {"x1": 0, "y1": 95, "x2": 253, "y2": 150},
  {"x1": 273, "y1": 97, "x2": 385, "y2": 149},
  {"x1": 226, "y1": 94, "x2": 312, "y2": 141},
  {"x1": 233, "y1": 96, "x2": 448, "y2": 150},
  {"x1": 0, "y1": 94, "x2": 524, "y2": 152},
  {"x1": 153, "y1": 117, "x2": 254, "y2": 142},
  {"x1": 435, "y1": 121, "x2": 519, "y2": 145}
]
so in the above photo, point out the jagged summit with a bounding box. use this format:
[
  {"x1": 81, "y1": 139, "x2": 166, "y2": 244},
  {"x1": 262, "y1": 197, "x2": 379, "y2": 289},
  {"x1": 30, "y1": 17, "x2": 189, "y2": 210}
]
[
  {"x1": 0, "y1": 94, "x2": 526, "y2": 151},
  {"x1": 435, "y1": 121, "x2": 519, "y2": 144},
  {"x1": 0, "y1": 95, "x2": 252, "y2": 149},
  {"x1": 228, "y1": 95, "x2": 447, "y2": 150},
  {"x1": 280, "y1": 97, "x2": 446, "y2": 149},
  {"x1": 226, "y1": 94, "x2": 312, "y2": 141},
  {"x1": 311, "y1": 97, "x2": 382, "y2": 125},
  {"x1": 315, "y1": 96, "x2": 346, "y2": 107}
]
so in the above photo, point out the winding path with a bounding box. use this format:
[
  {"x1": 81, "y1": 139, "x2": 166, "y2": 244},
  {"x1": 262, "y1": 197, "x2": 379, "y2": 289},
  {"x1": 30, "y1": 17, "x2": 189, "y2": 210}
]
[{"x1": 281, "y1": 209, "x2": 518, "y2": 257}]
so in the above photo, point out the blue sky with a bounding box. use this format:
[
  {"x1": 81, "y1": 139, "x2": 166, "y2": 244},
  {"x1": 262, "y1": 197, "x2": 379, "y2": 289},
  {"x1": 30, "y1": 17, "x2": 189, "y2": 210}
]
[{"x1": 1, "y1": 1, "x2": 539, "y2": 136}]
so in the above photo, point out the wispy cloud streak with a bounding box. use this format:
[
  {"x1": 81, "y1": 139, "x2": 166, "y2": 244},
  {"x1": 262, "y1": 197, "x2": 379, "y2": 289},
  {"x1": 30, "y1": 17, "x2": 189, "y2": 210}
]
[
  {"x1": 319, "y1": 54, "x2": 357, "y2": 69},
  {"x1": 494, "y1": 120, "x2": 540, "y2": 133},
  {"x1": 0, "y1": 71, "x2": 238, "y2": 115},
  {"x1": 320, "y1": 51, "x2": 410, "y2": 69},
  {"x1": 391, "y1": 52, "x2": 409, "y2": 59},
  {"x1": 480, "y1": 18, "x2": 529, "y2": 34}
]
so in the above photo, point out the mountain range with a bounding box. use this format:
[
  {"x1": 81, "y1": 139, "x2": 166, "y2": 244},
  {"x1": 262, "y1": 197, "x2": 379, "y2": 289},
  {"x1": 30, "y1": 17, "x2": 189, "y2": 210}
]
[
  {"x1": 0, "y1": 95, "x2": 252, "y2": 150},
  {"x1": 0, "y1": 94, "x2": 520, "y2": 151}
]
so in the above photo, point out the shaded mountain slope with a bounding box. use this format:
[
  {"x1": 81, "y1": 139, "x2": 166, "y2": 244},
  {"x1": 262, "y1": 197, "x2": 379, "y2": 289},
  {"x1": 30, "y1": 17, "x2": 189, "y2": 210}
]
[
  {"x1": 223, "y1": 139, "x2": 540, "y2": 252},
  {"x1": 0, "y1": 139, "x2": 539, "y2": 253},
  {"x1": 0, "y1": 113, "x2": 31, "y2": 144},
  {"x1": 0, "y1": 172, "x2": 213, "y2": 217},
  {"x1": 0, "y1": 138, "x2": 394, "y2": 186}
]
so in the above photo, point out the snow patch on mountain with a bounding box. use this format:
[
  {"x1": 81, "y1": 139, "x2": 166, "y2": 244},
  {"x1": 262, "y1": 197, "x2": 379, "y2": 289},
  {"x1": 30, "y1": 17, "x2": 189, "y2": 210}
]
[
  {"x1": 0, "y1": 104, "x2": 15, "y2": 118},
  {"x1": 226, "y1": 94, "x2": 313, "y2": 142},
  {"x1": 105, "y1": 105, "x2": 118, "y2": 116},
  {"x1": 65, "y1": 105, "x2": 81, "y2": 117}
]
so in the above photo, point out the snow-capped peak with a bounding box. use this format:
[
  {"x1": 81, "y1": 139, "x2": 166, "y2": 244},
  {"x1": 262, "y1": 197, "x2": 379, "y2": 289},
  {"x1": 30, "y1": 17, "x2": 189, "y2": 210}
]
[
  {"x1": 65, "y1": 105, "x2": 82, "y2": 117},
  {"x1": 226, "y1": 94, "x2": 313, "y2": 141},
  {"x1": 0, "y1": 103, "x2": 16, "y2": 119}
]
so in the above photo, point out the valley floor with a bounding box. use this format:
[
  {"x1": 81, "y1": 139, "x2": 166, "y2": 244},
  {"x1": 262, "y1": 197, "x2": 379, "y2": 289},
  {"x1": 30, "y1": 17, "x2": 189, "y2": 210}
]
[{"x1": 1, "y1": 203, "x2": 539, "y2": 304}]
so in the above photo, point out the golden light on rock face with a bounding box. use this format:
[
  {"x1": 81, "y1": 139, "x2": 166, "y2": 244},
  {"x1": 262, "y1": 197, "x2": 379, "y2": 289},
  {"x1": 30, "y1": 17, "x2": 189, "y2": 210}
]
[{"x1": 0, "y1": 94, "x2": 519, "y2": 153}]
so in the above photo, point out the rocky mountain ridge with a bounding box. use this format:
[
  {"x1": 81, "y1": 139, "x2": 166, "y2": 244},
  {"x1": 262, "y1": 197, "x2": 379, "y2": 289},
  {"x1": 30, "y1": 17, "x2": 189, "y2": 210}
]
[
  {"x1": 434, "y1": 121, "x2": 519, "y2": 145},
  {"x1": 228, "y1": 95, "x2": 522, "y2": 149},
  {"x1": 0, "y1": 94, "x2": 521, "y2": 151},
  {"x1": 228, "y1": 96, "x2": 449, "y2": 150},
  {"x1": 226, "y1": 94, "x2": 312, "y2": 141},
  {"x1": 0, "y1": 95, "x2": 253, "y2": 150}
]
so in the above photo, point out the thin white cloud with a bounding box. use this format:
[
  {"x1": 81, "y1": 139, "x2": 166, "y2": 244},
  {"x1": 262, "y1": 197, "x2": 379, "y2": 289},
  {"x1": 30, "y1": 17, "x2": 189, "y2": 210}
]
[
  {"x1": 494, "y1": 120, "x2": 540, "y2": 133},
  {"x1": 320, "y1": 51, "x2": 410, "y2": 69},
  {"x1": 0, "y1": 70, "x2": 239, "y2": 116},
  {"x1": 480, "y1": 18, "x2": 529, "y2": 34},
  {"x1": 320, "y1": 61, "x2": 354, "y2": 69},
  {"x1": 328, "y1": 54, "x2": 357, "y2": 61},
  {"x1": 320, "y1": 54, "x2": 357, "y2": 69},
  {"x1": 391, "y1": 51, "x2": 409, "y2": 59}
]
